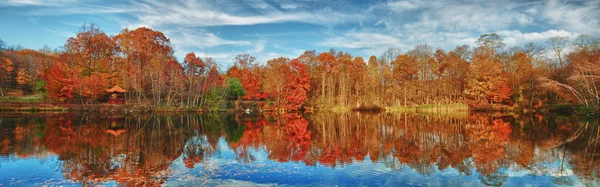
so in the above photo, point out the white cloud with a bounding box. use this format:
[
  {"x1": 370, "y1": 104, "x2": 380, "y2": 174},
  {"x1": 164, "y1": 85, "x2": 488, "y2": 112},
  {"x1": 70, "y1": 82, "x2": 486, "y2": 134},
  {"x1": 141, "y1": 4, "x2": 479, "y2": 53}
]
[
  {"x1": 196, "y1": 52, "x2": 236, "y2": 60},
  {"x1": 497, "y1": 29, "x2": 578, "y2": 47},
  {"x1": 543, "y1": 0, "x2": 600, "y2": 34},
  {"x1": 319, "y1": 29, "x2": 580, "y2": 57},
  {"x1": 279, "y1": 2, "x2": 302, "y2": 9},
  {"x1": 173, "y1": 48, "x2": 238, "y2": 67},
  {"x1": 351, "y1": 0, "x2": 598, "y2": 56},
  {"x1": 526, "y1": 7, "x2": 537, "y2": 14},
  {"x1": 5, "y1": 0, "x2": 358, "y2": 27},
  {"x1": 319, "y1": 32, "x2": 410, "y2": 56},
  {"x1": 244, "y1": 0, "x2": 270, "y2": 10},
  {"x1": 253, "y1": 51, "x2": 299, "y2": 65},
  {"x1": 169, "y1": 29, "x2": 251, "y2": 49},
  {"x1": 253, "y1": 40, "x2": 265, "y2": 53},
  {"x1": 423, "y1": 4, "x2": 531, "y2": 32},
  {"x1": 377, "y1": 1, "x2": 549, "y2": 35},
  {"x1": 320, "y1": 32, "x2": 406, "y2": 49},
  {"x1": 388, "y1": 0, "x2": 420, "y2": 11},
  {"x1": 168, "y1": 29, "x2": 254, "y2": 63}
]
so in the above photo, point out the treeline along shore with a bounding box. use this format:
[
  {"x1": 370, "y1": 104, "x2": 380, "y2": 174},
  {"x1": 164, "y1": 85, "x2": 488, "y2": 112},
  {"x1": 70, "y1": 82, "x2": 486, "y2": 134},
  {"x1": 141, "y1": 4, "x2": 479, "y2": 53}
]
[{"x1": 1, "y1": 25, "x2": 600, "y2": 114}]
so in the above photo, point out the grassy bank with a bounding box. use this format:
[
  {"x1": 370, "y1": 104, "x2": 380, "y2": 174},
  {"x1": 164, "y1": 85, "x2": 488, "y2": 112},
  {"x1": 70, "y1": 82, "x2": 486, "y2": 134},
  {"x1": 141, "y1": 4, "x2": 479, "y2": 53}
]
[
  {"x1": 319, "y1": 103, "x2": 469, "y2": 117},
  {"x1": 385, "y1": 103, "x2": 469, "y2": 117},
  {"x1": 0, "y1": 95, "x2": 68, "y2": 112},
  {"x1": 0, "y1": 105, "x2": 70, "y2": 112},
  {"x1": 0, "y1": 94, "x2": 44, "y2": 103},
  {"x1": 1, "y1": 95, "x2": 469, "y2": 116},
  {"x1": 385, "y1": 103, "x2": 468, "y2": 112}
]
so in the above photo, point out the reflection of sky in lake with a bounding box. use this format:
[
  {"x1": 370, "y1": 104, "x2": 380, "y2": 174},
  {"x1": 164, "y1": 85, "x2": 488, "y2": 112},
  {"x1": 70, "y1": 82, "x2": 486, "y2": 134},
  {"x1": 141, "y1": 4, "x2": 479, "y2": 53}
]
[
  {"x1": 0, "y1": 136, "x2": 590, "y2": 187},
  {"x1": 0, "y1": 156, "x2": 108, "y2": 186},
  {"x1": 161, "y1": 138, "x2": 584, "y2": 187}
]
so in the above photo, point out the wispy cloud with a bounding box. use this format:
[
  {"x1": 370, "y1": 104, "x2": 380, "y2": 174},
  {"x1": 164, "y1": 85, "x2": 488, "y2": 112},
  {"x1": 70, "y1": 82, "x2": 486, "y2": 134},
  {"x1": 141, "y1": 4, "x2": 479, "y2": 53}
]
[
  {"x1": 2, "y1": 0, "x2": 599, "y2": 64},
  {"x1": 543, "y1": 0, "x2": 600, "y2": 34},
  {"x1": 168, "y1": 28, "x2": 254, "y2": 62},
  {"x1": 279, "y1": 1, "x2": 303, "y2": 9},
  {"x1": 196, "y1": 52, "x2": 236, "y2": 60},
  {"x1": 43, "y1": 29, "x2": 75, "y2": 38},
  {"x1": 117, "y1": 0, "x2": 358, "y2": 28},
  {"x1": 58, "y1": 20, "x2": 82, "y2": 27},
  {"x1": 380, "y1": 0, "x2": 541, "y2": 33},
  {"x1": 167, "y1": 28, "x2": 251, "y2": 49},
  {"x1": 29, "y1": 4, "x2": 129, "y2": 15},
  {"x1": 0, "y1": 0, "x2": 78, "y2": 7},
  {"x1": 253, "y1": 40, "x2": 265, "y2": 53},
  {"x1": 387, "y1": 0, "x2": 420, "y2": 12},
  {"x1": 319, "y1": 32, "x2": 408, "y2": 55},
  {"x1": 345, "y1": 0, "x2": 597, "y2": 55},
  {"x1": 497, "y1": 29, "x2": 578, "y2": 47}
]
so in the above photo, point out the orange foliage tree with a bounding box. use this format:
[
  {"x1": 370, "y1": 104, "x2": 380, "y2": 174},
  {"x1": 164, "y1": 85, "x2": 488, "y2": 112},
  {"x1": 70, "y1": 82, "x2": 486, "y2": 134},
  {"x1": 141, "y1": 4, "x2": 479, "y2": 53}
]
[
  {"x1": 465, "y1": 47, "x2": 512, "y2": 108},
  {"x1": 43, "y1": 61, "x2": 76, "y2": 101},
  {"x1": 0, "y1": 57, "x2": 14, "y2": 95},
  {"x1": 316, "y1": 52, "x2": 337, "y2": 105},
  {"x1": 263, "y1": 57, "x2": 290, "y2": 108},
  {"x1": 163, "y1": 59, "x2": 186, "y2": 106},
  {"x1": 183, "y1": 52, "x2": 205, "y2": 106},
  {"x1": 51, "y1": 24, "x2": 118, "y2": 101},
  {"x1": 114, "y1": 27, "x2": 173, "y2": 105}
]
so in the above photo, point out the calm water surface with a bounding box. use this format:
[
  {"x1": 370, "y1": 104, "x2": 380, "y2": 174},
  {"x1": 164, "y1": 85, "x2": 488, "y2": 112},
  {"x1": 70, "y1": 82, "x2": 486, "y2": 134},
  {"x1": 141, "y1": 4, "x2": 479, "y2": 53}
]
[{"x1": 0, "y1": 112, "x2": 598, "y2": 186}]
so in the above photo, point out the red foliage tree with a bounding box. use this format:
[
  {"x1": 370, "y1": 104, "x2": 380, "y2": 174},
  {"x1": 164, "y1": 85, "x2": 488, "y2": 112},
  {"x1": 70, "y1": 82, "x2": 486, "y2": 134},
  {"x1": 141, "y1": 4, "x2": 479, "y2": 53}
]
[
  {"x1": 203, "y1": 65, "x2": 222, "y2": 92},
  {"x1": 229, "y1": 54, "x2": 266, "y2": 100},
  {"x1": 284, "y1": 59, "x2": 311, "y2": 110}
]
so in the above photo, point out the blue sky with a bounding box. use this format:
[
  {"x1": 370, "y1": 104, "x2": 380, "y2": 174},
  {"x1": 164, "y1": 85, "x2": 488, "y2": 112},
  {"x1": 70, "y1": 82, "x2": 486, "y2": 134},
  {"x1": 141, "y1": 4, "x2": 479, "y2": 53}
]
[{"x1": 0, "y1": 0, "x2": 599, "y2": 68}]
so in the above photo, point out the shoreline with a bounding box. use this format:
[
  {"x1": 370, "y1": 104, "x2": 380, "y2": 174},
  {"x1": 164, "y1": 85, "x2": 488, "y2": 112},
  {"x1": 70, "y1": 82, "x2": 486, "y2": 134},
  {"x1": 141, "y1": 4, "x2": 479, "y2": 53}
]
[{"x1": 0, "y1": 101, "x2": 582, "y2": 117}]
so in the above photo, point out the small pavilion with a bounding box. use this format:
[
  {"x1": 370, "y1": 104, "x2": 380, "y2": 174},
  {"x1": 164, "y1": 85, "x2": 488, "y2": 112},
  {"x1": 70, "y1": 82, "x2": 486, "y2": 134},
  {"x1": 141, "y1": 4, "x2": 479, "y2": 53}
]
[{"x1": 106, "y1": 85, "x2": 127, "y2": 104}]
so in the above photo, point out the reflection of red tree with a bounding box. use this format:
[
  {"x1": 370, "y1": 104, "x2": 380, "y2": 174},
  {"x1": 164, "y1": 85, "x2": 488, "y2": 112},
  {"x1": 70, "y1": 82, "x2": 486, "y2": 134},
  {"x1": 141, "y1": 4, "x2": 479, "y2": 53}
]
[
  {"x1": 318, "y1": 145, "x2": 340, "y2": 167},
  {"x1": 285, "y1": 115, "x2": 311, "y2": 162},
  {"x1": 470, "y1": 118, "x2": 512, "y2": 175},
  {"x1": 395, "y1": 140, "x2": 420, "y2": 164},
  {"x1": 231, "y1": 119, "x2": 268, "y2": 163}
]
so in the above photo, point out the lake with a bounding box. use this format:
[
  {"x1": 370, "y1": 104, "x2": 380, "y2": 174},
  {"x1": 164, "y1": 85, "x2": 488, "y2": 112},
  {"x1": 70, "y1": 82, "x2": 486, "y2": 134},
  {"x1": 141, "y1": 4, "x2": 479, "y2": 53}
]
[{"x1": 0, "y1": 112, "x2": 598, "y2": 186}]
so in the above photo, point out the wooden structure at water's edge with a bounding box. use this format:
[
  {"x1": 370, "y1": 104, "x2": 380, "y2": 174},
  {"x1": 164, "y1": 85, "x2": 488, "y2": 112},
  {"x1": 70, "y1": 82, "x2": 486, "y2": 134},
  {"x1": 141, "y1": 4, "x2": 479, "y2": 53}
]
[{"x1": 106, "y1": 85, "x2": 127, "y2": 104}]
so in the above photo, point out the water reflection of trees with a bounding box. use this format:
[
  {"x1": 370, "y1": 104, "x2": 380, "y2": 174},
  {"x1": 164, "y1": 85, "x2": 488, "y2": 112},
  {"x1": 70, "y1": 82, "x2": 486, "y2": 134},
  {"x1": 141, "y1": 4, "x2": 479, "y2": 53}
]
[
  {"x1": 1, "y1": 112, "x2": 600, "y2": 185},
  {"x1": 0, "y1": 113, "x2": 239, "y2": 186},
  {"x1": 226, "y1": 112, "x2": 600, "y2": 186}
]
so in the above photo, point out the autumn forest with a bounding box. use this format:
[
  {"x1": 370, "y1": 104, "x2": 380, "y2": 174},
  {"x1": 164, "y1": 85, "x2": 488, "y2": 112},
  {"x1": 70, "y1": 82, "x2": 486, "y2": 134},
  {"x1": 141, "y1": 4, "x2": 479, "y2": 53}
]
[{"x1": 1, "y1": 24, "x2": 600, "y2": 113}]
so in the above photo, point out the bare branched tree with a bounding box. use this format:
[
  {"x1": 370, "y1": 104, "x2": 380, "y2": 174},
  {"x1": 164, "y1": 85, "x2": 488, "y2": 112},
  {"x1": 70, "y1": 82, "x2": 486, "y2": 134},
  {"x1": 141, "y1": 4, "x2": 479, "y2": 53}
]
[{"x1": 548, "y1": 36, "x2": 569, "y2": 68}]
